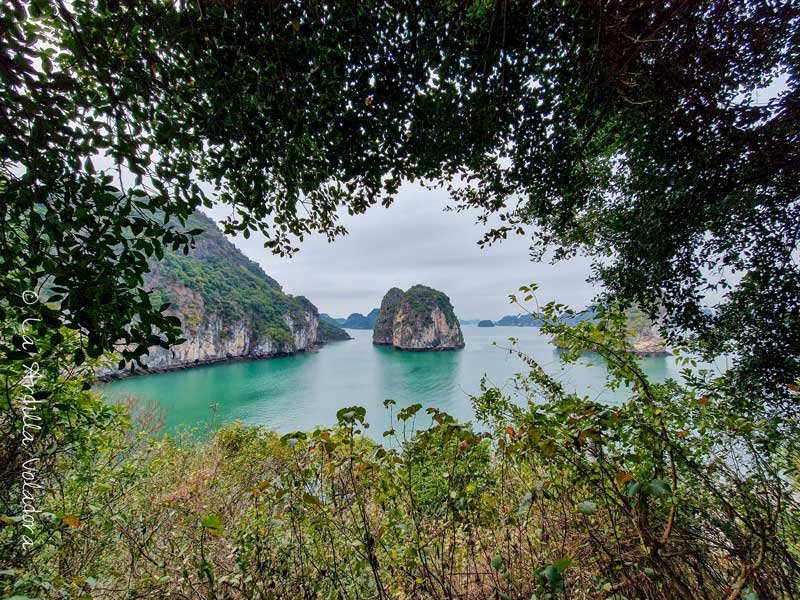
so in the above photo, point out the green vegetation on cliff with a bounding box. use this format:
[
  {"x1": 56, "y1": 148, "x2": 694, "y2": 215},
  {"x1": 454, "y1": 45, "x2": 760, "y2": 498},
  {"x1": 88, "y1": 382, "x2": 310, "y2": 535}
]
[
  {"x1": 342, "y1": 308, "x2": 380, "y2": 329},
  {"x1": 401, "y1": 285, "x2": 459, "y2": 329},
  {"x1": 149, "y1": 212, "x2": 348, "y2": 346},
  {"x1": 322, "y1": 309, "x2": 380, "y2": 330}
]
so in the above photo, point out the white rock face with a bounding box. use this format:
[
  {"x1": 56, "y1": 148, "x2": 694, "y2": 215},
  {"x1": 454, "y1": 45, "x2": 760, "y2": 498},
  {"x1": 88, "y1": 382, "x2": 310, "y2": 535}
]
[
  {"x1": 98, "y1": 209, "x2": 331, "y2": 378},
  {"x1": 627, "y1": 306, "x2": 669, "y2": 356},
  {"x1": 372, "y1": 287, "x2": 404, "y2": 345},
  {"x1": 111, "y1": 310, "x2": 320, "y2": 374},
  {"x1": 392, "y1": 304, "x2": 464, "y2": 350},
  {"x1": 630, "y1": 331, "x2": 669, "y2": 356}
]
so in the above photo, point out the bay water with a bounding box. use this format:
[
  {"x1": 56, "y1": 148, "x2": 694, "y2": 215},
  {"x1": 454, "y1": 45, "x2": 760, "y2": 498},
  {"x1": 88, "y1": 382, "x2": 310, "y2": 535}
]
[{"x1": 101, "y1": 326, "x2": 700, "y2": 437}]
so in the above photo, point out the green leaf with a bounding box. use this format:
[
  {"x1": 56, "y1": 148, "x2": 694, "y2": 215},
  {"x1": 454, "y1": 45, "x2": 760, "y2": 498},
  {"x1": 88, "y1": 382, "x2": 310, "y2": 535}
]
[
  {"x1": 397, "y1": 403, "x2": 422, "y2": 421},
  {"x1": 553, "y1": 557, "x2": 572, "y2": 573},
  {"x1": 645, "y1": 479, "x2": 671, "y2": 497},
  {"x1": 625, "y1": 481, "x2": 642, "y2": 496},
  {"x1": 200, "y1": 515, "x2": 220, "y2": 529},
  {"x1": 0, "y1": 516, "x2": 22, "y2": 525},
  {"x1": 491, "y1": 554, "x2": 504, "y2": 571},
  {"x1": 577, "y1": 500, "x2": 597, "y2": 515},
  {"x1": 200, "y1": 514, "x2": 223, "y2": 535},
  {"x1": 517, "y1": 491, "x2": 534, "y2": 515},
  {"x1": 336, "y1": 405, "x2": 366, "y2": 424},
  {"x1": 302, "y1": 492, "x2": 322, "y2": 508},
  {"x1": 542, "y1": 564, "x2": 564, "y2": 592}
]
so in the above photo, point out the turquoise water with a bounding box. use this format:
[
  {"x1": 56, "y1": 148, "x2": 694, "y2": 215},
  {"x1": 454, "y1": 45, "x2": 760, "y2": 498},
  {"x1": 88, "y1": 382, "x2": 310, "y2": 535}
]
[{"x1": 101, "y1": 326, "x2": 693, "y2": 436}]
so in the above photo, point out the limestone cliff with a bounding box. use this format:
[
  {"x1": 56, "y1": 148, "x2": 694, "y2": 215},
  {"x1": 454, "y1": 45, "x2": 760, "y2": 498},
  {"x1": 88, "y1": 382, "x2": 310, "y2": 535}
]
[
  {"x1": 104, "y1": 211, "x2": 348, "y2": 376},
  {"x1": 372, "y1": 287, "x2": 404, "y2": 345},
  {"x1": 373, "y1": 285, "x2": 464, "y2": 351},
  {"x1": 626, "y1": 307, "x2": 669, "y2": 356},
  {"x1": 552, "y1": 306, "x2": 669, "y2": 356},
  {"x1": 141, "y1": 296, "x2": 321, "y2": 369}
]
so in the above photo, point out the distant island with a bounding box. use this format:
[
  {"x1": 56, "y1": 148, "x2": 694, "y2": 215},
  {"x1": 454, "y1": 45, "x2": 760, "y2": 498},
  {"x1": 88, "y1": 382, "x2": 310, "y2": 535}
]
[
  {"x1": 496, "y1": 314, "x2": 545, "y2": 327},
  {"x1": 549, "y1": 306, "x2": 668, "y2": 356},
  {"x1": 373, "y1": 285, "x2": 464, "y2": 351},
  {"x1": 464, "y1": 305, "x2": 667, "y2": 355},
  {"x1": 321, "y1": 308, "x2": 380, "y2": 329},
  {"x1": 317, "y1": 320, "x2": 353, "y2": 342},
  {"x1": 495, "y1": 309, "x2": 596, "y2": 327},
  {"x1": 624, "y1": 307, "x2": 669, "y2": 356}
]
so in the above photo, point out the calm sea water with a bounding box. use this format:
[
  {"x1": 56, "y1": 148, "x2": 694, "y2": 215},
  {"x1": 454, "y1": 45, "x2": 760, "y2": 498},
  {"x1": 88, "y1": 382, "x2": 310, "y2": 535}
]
[{"x1": 101, "y1": 326, "x2": 694, "y2": 436}]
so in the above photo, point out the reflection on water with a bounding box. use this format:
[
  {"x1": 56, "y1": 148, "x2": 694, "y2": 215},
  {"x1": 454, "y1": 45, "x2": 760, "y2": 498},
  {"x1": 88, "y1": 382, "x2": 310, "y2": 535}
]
[{"x1": 101, "y1": 326, "x2": 695, "y2": 437}]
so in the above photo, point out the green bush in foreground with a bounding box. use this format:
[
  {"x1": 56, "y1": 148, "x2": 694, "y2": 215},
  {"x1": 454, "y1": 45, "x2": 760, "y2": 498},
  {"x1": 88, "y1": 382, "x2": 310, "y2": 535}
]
[{"x1": 1, "y1": 299, "x2": 799, "y2": 599}]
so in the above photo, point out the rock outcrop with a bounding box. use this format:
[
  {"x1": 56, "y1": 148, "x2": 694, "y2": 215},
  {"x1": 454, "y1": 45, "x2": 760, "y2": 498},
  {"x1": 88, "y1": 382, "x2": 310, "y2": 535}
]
[
  {"x1": 552, "y1": 306, "x2": 669, "y2": 356},
  {"x1": 496, "y1": 314, "x2": 545, "y2": 327},
  {"x1": 373, "y1": 287, "x2": 405, "y2": 345},
  {"x1": 141, "y1": 299, "x2": 321, "y2": 370},
  {"x1": 626, "y1": 307, "x2": 669, "y2": 356},
  {"x1": 320, "y1": 313, "x2": 345, "y2": 326},
  {"x1": 477, "y1": 320, "x2": 495, "y2": 327},
  {"x1": 629, "y1": 333, "x2": 669, "y2": 356},
  {"x1": 373, "y1": 285, "x2": 464, "y2": 351},
  {"x1": 102, "y1": 211, "x2": 349, "y2": 377}
]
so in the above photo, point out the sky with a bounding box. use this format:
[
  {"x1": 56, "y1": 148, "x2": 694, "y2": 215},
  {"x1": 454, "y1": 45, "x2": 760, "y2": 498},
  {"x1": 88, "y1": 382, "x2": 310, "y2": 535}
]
[{"x1": 206, "y1": 184, "x2": 599, "y2": 320}]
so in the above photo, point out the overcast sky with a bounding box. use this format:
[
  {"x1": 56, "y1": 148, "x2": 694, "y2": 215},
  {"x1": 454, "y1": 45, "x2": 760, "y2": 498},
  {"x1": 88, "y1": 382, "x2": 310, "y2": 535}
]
[{"x1": 207, "y1": 184, "x2": 599, "y2": 319}]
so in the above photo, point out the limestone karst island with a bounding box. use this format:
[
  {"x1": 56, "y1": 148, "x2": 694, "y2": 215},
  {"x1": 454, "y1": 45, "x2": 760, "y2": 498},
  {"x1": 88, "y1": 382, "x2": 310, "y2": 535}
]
[{"x1": 373, "y1": 286, "x2": 464, "y2": 351}]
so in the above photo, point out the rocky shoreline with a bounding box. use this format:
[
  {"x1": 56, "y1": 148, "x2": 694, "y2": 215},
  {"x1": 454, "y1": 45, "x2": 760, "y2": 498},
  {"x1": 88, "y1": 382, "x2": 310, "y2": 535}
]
[{"x1": 96, "y1": 341, "x2": 349, "y2": 382}]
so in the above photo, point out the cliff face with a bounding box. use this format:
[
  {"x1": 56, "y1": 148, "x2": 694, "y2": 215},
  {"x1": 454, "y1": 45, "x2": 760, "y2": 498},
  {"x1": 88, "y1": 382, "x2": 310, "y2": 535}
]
[
  {"x1": 373, "y1": 287, "x2": 404, "y2": 345},
  {"x1": 106, "y1": 211, "x2": 348, "y2": 376},
  {"x1": 373, "y1": 285, "x2": 464, "y2": 351},
  {"x1": 142, "y1": 298, "x2": 321, "y2": 369},
  {"x1": 552, "y1": 306, "x2": 668, "y2": 356},
  {"x1": 626, "y1": 307, "x2": 669, "y2": 356},
  {"x1": 496, "y1": 314, "x2": 545, "y2": 327},
  {"x1": 629, "y1": 333, "x2": 668, "y2": 356}
]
